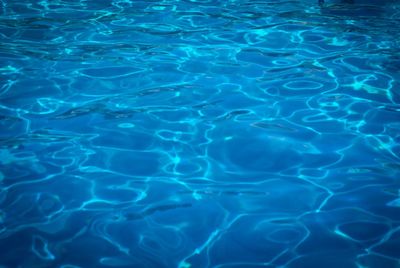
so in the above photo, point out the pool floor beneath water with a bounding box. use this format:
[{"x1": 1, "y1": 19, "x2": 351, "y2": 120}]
[{"x1": 0, "y1": 0, "x2": 399, "y2": 267}]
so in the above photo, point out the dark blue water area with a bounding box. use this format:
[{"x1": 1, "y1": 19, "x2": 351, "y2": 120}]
[{"x1": 0, "y1": 0, "x2": 400, "y2": 267}]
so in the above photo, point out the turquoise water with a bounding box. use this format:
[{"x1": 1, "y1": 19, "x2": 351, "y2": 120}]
[{"x1": 0, "y1": 0, "x2": 400, "y2": 267}]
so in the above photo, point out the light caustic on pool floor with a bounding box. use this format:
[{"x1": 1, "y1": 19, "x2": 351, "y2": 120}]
[{"x1": 0, "y1": 0, "x2": 400, "y2": 267}]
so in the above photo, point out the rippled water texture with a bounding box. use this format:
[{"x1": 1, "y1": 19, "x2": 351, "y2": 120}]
[{"x1": 1, "y1": 0, "x2": 400, "y2": 267}]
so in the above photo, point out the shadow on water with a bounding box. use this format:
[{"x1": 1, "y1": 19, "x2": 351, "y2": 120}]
[
  {"x1": 319, "y1": 0, "x2": 396, "y2": 4},
  {"x1": 318, "y1": 1, "x2": 388, "y2": 17},
  {"x1": 317, "y1": 0, "x2": 399, "y2": 16}
]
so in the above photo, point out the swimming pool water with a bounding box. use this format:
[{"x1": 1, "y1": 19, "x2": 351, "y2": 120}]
[{"x1": 0, "y1": 0, "x2": 400, "y2": 267}]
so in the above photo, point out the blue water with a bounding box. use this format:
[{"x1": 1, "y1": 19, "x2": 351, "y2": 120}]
[{"x1": 1, "y1": 0, "x2": 400, "y2": 267}]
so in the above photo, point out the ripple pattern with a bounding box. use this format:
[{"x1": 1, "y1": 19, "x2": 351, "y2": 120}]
[{"x1": 0, "y1": 0, "x2": 400, "y2": 267}]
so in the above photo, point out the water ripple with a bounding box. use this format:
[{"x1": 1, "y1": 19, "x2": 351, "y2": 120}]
[{"x1": 0, "y1": 0, "x2": 399, "y2": 267}]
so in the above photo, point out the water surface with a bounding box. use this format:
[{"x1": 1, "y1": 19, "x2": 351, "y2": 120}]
[{"x1": 0, "y1": 0, "x2": 400, "y2": 267}]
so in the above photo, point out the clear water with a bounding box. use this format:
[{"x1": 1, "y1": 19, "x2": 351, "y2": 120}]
[{"x1": 0, "y1": 0, "x2": 400, "y2": 267}]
